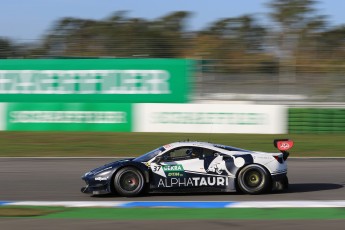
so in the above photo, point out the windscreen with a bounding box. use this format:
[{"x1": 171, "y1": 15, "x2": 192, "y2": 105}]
[{"x1": 133, "y1": 147, "x2": 165, "y2": 162}]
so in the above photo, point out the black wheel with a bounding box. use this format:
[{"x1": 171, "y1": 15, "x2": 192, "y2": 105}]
[
  {"x1": 237, "y1": 164, "x2": 271, "y2": 194},
  {"x1": 282, "y1": 175, "x2": 289, "y2": 190},
  {"x1": 114, "y1": 167, "x2": 144, "y2": 197}
]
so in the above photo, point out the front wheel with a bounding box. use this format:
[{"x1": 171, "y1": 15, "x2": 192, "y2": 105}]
[
  {"x1": 237, "y1": 164, "x2": 271, "y2": 194},
  {"x1": 113, "y1": 167, "x2": 144, "y2": 197}
]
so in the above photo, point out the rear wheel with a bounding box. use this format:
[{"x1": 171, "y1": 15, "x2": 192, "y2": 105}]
[
  {"x1": 282, "y1": 175, "x2": 289, "y2": 190},
  {"x1": 237, "y1": 164, "x2": 270, "y2": 194},
  {"x1": 114, "y1": 167, "x2": 144, "y2": 197}
]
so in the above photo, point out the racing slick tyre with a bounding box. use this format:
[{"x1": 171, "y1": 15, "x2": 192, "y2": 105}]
[
  {"x1": 237, "y1": 164, "x2": 271, "y2": 194},
  {"x1": 114, "y1": 167, "x2": 144, "y2": 197},
  {"x1": 282, "y1": 175, "x2": 289, "y2": 190}
]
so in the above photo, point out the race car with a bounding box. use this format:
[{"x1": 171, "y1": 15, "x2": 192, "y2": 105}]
[{"x1": 81, "y1": 139, "x2": 293, "y2": 197}]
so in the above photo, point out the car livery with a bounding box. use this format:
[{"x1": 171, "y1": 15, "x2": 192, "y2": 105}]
[{"x1": 81, "y1": 139, "x2": 293, "y2": 196}]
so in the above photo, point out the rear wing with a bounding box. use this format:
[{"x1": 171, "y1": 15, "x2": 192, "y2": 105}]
[{"x1": 274, "y1": 139, "x2": 294, "y2": 160}]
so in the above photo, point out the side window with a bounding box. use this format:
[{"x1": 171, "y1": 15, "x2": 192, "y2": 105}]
[
  {"x1": 201, "y1": 148, "x2": 219, "y2": 158},
  {"x1": 162, "y1": 147, "x2": 201, "y2": 161},
  {"x1": 169, "y1": 148, "x2": 189, "y2": 159}
]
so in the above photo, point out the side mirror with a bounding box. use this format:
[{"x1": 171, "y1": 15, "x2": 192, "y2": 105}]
[{"x1": 153, "y1": 156, "x2": 163, "y2": 164}]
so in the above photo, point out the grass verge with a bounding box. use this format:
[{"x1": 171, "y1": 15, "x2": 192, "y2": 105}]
[
  {"x1": 0, "y1": 207, "x2": 344, "y2": 220},
  {"x1": 0, "y1": 132, "x2": 344, "y2": 157}
]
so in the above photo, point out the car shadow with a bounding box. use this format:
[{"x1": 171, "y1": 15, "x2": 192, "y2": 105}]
[{"x1": 286, "y1": 183, "x2": 344, "y2": 193}]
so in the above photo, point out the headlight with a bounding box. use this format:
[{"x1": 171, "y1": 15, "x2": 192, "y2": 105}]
[{"x1": 82, "y1": 171, "x2": 92, "y2": 180}]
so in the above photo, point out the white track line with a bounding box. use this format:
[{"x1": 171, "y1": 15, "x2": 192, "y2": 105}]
[
  {"x1": 2, "y1": 200, "x2": 345, "y2": 208},
  {"x1": 7, "y1": 201, "x2": 126, "y2": 208},
  {"x1": 227, "y1": 200, "x2": 345, "y2": 208}
]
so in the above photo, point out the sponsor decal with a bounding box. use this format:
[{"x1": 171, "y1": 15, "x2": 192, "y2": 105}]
[
  {"x1": 204, "y1": 154, "x2": 248, "y2": 176},
  {"x1": 95, "y1": 177, "x2": 108, "y2": 181},
  {"x1": 167, "y1": 172, "x2": 183, "y2": 177},
  {"x1": 277, "y1": 140, "x2": 294, "y2": 151},
  {"x1": 0, "y1": 70, "x2": 170, "y2": 95},
  {"x1": 163, "y1": 164, "x2": 184, "y2": 177},
  {"x1": 157, "y1": 176, "x2": 229, "y2": 188},
  {"x1": 136, "y1": 104, "x2": 286, "y2": 134},
  {"x1": 10, "y1": 111, "x2": 126, "y2": 124},
  {"x1": 204, "y1": 155, "x2": 235, "y2": 176},
  {"x1": 5, "y1": 103, "x2": 133, "y2": 132},
  {"x1": 206, "y1": 156, "x2": 227, "y2": 175},
  {"x1": 162, "y1": 165, "x2": 184, "y2": 172},
  {"x1": 279, "y1": 142, "x2": 289, "y2": 150},
  {"x1": 163, "y1": 144, "x2": 172, "y2": 149},
  {"x1": 152, "y1": 164, "x2": 185, "y2": 177},
  {"x1": 152, "y1": 112, "x2": 267, "y2": 125}
]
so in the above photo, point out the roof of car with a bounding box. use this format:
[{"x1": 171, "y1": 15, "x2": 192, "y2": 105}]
[
  {"x1": 163, "y1": 141, "x2": 213, "y2": 149},
  {"x1": 163, "y1": 141, "x2": 251, "y2": 152}
]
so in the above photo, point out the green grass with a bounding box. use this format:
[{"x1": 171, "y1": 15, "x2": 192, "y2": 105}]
[
  {"x1": 0, "y1": 207, "x2": 344, "y2": 220},
  {"x1": 0, "y1": 131, "x2": 344, "y2": 157}
]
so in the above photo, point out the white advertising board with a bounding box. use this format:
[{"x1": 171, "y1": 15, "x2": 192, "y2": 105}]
[
  {"x1": 134, "y1": 104, "x2": 287, "y2": 134},
  {"x1": 0, "y1": 103, "x2": 6, "y2": 131}
]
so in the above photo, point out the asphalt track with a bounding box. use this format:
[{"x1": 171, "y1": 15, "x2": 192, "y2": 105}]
[
  {"x1": 0, "y1": 158, "x2": 344, "y2": 230},
  {"x1": 0, "y1": 158, "x2": 344, "y2": 201}
]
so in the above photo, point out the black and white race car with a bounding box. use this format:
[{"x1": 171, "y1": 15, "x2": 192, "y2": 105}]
[{"x1": 81, "y1": 139, "x2": 293, "y2": 197}]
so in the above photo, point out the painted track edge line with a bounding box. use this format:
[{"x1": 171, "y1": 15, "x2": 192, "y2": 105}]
[{"x1": 1, "y1": 201, "x2": 345, "y2": 208}]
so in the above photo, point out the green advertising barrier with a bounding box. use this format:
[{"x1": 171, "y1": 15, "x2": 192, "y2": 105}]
[
  {"x1": 289, "y1": 108, "x2": 345, "y2": 133},
  {"x1": 0, "y1": 59, "x2": 193, "y2": 103},
  {"x1": 5, "y1": 103, "x2": 132, "y2": 132}
]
